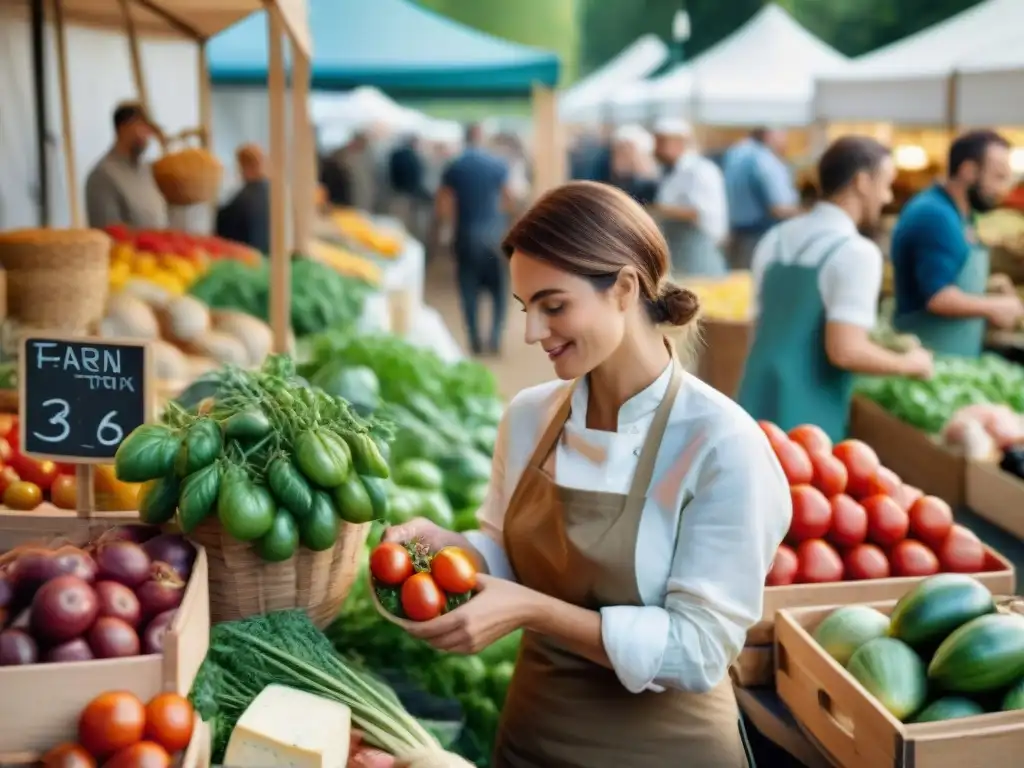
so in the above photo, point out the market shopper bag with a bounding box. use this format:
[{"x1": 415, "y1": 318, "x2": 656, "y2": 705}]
[{"x1": 152, "y1": 128, "x2": 223, "y2": 207}]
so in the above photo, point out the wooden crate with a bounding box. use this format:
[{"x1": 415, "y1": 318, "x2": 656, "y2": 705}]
[
  {"x1": 776, "y1": 600, "x2": 1024, "y2": 768},
  {"x1": 849, "y1": 397, "x2": 966, "y2": 506},
  {"x1": 0, "y1": 547, "x2": 210, "y2": 754},
  {"x1": 966, "y1": 461, "x2": 1024, "y2": 541},
  {"x1": 695, "y1": 317, "x2": 751, "y2": 399},
  {"x1": 0, "y1": 504, "x2": 140, "y2": 551}
]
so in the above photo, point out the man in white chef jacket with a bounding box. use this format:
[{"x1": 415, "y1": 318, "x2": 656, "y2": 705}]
[{"x1": 650, "y1": 118, "x2": 729, "y2": 277}]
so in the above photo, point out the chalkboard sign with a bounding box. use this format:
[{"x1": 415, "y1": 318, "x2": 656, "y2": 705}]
[{"x1": 19, "y1": 336, "x2": 153, "y2": 462}]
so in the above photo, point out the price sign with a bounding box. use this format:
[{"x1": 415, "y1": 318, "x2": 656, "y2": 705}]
[{"x1": 19, "y1": 336, "x2": 152, "y2": 463}]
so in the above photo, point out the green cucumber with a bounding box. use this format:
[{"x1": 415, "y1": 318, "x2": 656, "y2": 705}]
[
  {"x1": 888, "y1": 574, "x2": 996, "y2": 649},
  {"x1": 928, "y1": 613, "x2": 1024, "y2": 693},
  {"x1": 847, "y1": 638, "x2": 927, "y2": 722},
  {"x1": 1002, "y1": 678, "x2": 1024, "y2": 710},
  {"x1": 913, "y1": 697, "x2": 985, "y2": 722}
]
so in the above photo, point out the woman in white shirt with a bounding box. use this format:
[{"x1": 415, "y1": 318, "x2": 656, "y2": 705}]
[{"x1": 386, "y1": 181, "x2": 791, "y2": 768}]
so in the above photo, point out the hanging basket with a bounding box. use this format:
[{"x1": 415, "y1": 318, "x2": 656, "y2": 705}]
[
  {"x1": 152, "y1": 128, "x2": 223, "y2": 206},
  {"x1": 0, "y1": 228, "x2": 109, "y2": 334},
  {"x1": 189, "y1": 517, "x2": 371, "y2": 627}
]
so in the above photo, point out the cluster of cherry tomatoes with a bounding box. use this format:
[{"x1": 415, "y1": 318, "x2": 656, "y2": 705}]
[
  {"x1": 42, "y1": 690, "x2": 194, "y2": 767},
  {"x1": 0, "y1": 414, "x2": 81, "y2": 511},
  {"x1": 761, "y1": 421, "x2": 993, "y2": 586},
  {"x1": 370, "y1": 540, "x2": 478, "y2": 622}
]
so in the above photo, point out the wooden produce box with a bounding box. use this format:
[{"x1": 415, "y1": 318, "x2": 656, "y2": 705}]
[
  {"x1": 967, "y1": 461, "x2": 1024, "y2": 541},
  {"x1": 734, "y1": 550, "x2": 1016, "y2": 688},
  {"x1": 776, "y1": 600, "x2": 1024, "y2": 768},
  {"x1": 0, "y1": 505, "x2": 141, "y2": 552},
  {"x1": 695, "y1": 317, "x2": 751, "y2": 400},
  {"x1": 0, "y1": 546, "x2": 210, "y2": 755},
  {"x1": 849, "y1": 396, "x2": 966, "y2": 507}
]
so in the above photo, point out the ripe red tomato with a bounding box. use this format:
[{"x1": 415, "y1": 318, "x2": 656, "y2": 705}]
[
  {"x1": 8, "y1": 454, "x2": 58, "y2": 491},
  {"x1": 907, "y1": 496, "x2": 954, "y2": 548},
  {"x1": 788, "y1": 424, "x2": 832, "y2": 456},
  {"x1": 102, "y1": 742, "x2": 170, "y2": 768},
  {"x1": 865, "y1": 466, "x2": 902, "y2": 497},
  {"x1": 369, "y1": 542, "x2": 414, "y2": 586},
  {"x1": 843, "y1": 543, "x2": 891, "y2": 580},
  {"x1": 41, "y1": 744, "x2": 96, "y2": 768},
  {"x1": 51, "y1": 474, "x2": 78, "y2": 510},
  {"x1": 890, "y1": 540, "x2": 940, "y2": 578},
  {"x1": 431, "y1": 547, "x2": 478, "y2": 594},
  {"x1": 788, "y1": 484, "x2": 832, "y2": 542},
  {"x1": 810, "y1": 451, "x2": 848, "y2": 497},
  {"x1": 766, "y1": 544, "x2": 799, "y2": 586},
  {"x1": 862, "y1": 494, "x2": 909, "y2": 548},
  {"x1": 401, "y1": 572, "x2": 445, "y2": 622},
  {"x1": 758, "y1": 420, "x2": 788, "y2": 449},
  {"x1": 937, "y1": 525, "x2": 986, "y2": 574},
  {"x1": 833, "y1": 440, "x2": 881, "y2": 498},
  {"x1": 828, "y1": 494, "x2": 868, "y2": 548},
  {"x1": 78, "y1": 691, "x2": 146, "y2": 759},
  {"x1": 795, "y1": 539, "x2": 844, "y2": 583},
  {"x1": 894, "y1": 484, "x2": 925, "y2": 511},
  {"x1": 774, "y1": 439, "x2": 814, "y2": 485},
  {"x1": 144, "y1": 693, "x2": 194, "y2": 753}
]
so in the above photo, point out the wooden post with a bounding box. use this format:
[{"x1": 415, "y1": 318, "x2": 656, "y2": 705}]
[
  {"x1": 197, "y1": 43, "x2": 212, "y2": 148},
  {"x1": 531, "y1": 84, "x2": 565, "y2": 199},
  {"x1": 51, "y1": 0, "x2": 81, "y2": 227},
  {"x1": 118, "y1": 0, "x2": 150, "y2": 113},
  {"x1": 267, "y1": 6, "x2": 290, "y2": 354},
  {"x1": 290, "y1": 46, "x2": 313, "y2": 254}
]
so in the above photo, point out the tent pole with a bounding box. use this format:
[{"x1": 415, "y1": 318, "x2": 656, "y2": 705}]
[
  {"x1": 30, "y1": 0, "x2": 51, "y2": 226},
  {"x1": 267, "y1": 4, "x2": 291, "y2": 354},
  {"x1": 52, "y1": 0, "x2": 81, "y2": 227},
  {"x1": 531, "y1": 84, "x2": 565, "y2": 199},
  {"x1": 290, "y1": 41, "x2": 313, "y2": 255}
]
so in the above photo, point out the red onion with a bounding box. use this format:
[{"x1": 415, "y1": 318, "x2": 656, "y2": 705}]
[
  {"x1": 94, "y1": 524, "x2": 161, "y2": 546},
  {"x1": 30, "y1": 576, "x2": 99, "y2": 644},
  {"x1": 136, "y1": 563, "x2": 185, "y2": 624},
  {"x1": 94, "y1": 541, "x2": 151, "y2": 588},
  {"x1": 87, "y1": 616, "x2": 140, "y2": 658},
  {"x1": 142, "y1": 534, "x2": 196, "y2": 580},
  {"x1": 9, "y1": 551, "x2": 63, "y2": 600},
  {"x1": 95, "y1": 580, "x2": 141, "y2": 628},
  {"x1": 0, "y1": 571, "x2": 11, "y2": 610},
  {"x1": 0, "y1": 628, "x2": 38, "y2": 665},
  {"x1": 45, "y1": 637, "x2": 94, "y2": 663},
  {"x1": 52, "y1": 547, "x2": 98, "y2": 583},
  {"x1": 142, "y1": 609, "x2": 176, "y2": 654}
]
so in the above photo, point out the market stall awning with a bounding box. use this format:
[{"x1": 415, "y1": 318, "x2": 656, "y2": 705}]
[
  {"x1": 207, "y1": 0, "x2": 559, "y2": 96},
  {"x1": 5, "y1": 0, "x2": 310, "y2": 54},
  {"x1": 814, "y1": 0, "x2": 1023, "y2": 126}
]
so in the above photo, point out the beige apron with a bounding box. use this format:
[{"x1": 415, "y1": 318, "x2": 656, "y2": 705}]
[{"x1": 494, "y1": 362, "x2": 750, "y2": 768}]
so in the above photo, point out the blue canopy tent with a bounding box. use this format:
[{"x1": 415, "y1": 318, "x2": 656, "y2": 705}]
[{"x1": 207, "y1": 0, "x2": 560, "y2": 98}]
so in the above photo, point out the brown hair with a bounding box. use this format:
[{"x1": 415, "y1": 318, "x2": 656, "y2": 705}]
[{"x1": 501, "y1": 181, "x2": 699, "y2": 327}]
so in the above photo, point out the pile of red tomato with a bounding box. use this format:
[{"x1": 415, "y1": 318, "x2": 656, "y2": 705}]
[
  {"x1": 42, "y1": 690, "x2": 193, "y2": 768},
  {"x1": 370, "y1": 541, "x2": 478, "y2": 622},
  {"x1": 102, "y1": 225, "x2": 261, "y2": 265},
  {"x1": 761, "y1": 421, "x2": 994, "y2": 586},
  {"x1": 0, "y1": 415, "x2": 81, "y2": 511}
]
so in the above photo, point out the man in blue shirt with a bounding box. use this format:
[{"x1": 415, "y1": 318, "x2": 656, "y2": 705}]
[
  {"x1": 722, "y1": 128, "x2": 801, "y2": 269},
  {"x1": 891, "y1": 130, "x2": 1023, "y2": 357},
  {"x1": 437, "y1": 124, "x2": 515, "y2": 356}
]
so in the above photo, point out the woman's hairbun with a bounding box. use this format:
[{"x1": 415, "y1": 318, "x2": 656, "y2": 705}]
[{"x1": 652, "y1": 282, "x2": 700, "y2": 326}]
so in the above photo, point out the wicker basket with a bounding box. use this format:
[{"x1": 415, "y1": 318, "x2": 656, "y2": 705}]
[
  {"x1": 189, "y1": 517, "x2": 371, "y2": 627},
  {"x1": 0, "y1": 228, "x2": 109, "y2": 333},
  {"x1": 152, "y1": 131, "x2": 223, "y2": 206}
]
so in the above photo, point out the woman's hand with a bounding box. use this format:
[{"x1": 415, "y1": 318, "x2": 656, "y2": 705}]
[{"x1": 405, "y1": 574, "x2": 539, "y2": 654}]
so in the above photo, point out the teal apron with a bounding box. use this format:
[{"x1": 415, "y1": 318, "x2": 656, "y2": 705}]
[
  {"x1": 662, "y1": 219, "x2": 728, "y2": 278},
  {"x1": 736, "y1": 235, "x2": 853, "y2": 443},
  {"x1": 893, "y1": 232, "x2": 989, "y2": 358}
]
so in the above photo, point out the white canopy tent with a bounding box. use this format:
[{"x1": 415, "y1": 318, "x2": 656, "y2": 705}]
[
  {"x1": 814, "y1": 0, "x2": 1024, "y2": 127},
  {"x1": 603, "y1": 5, "x2": 849, "y2": 127},
  {"x1": 310, "y1": 86, "x2": 429, "y2": 136},
  {"x1": 559, "y1": 34, "x2": 669, "y2": 123}
]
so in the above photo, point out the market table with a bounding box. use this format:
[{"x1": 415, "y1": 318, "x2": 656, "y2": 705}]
[{"x1": 740, "y1": 504, "x2": 1024, "y2": 767}]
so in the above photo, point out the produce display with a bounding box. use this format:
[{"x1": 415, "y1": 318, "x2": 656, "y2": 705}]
[
  {"x1": 331, "y1": 209, "x2": 404, "y2": 259},
  {"x1": 104, "y1": 225, "x2": 261, "y2": 295},
  {"x1": 683, "y1": 272, "x2": 751, "y2": 321},
  {"x1": 811, "y1": 575, "x2": 1024, "y2": 723},
  {"x1": 41, "y1": 690, "x2": 194, "y2": 767},
  {"x1": 0, "y1": 526, "x2": 195, "y2": 665},
  {"x1": 761, "y1": 421, "x2": 999, "y2": 585},
  {"x1": 308, "y1": 239, "x2": 383, "y2": 286},
  {"x1": 855, "y1": 354, "x2": 1024, "y2": 435},
  {"x1": 942, "y1": 403, "x2": 1024, "y2": 461},
  {"x1": 188, "y1": 257, "x2": 372, "y2": 337},
  {"x1": 370, "y1": 540, "x2": 477, "y2": 621},
  {"x1": 117, "y1": 355, "x2": 391, "y2": 562}
]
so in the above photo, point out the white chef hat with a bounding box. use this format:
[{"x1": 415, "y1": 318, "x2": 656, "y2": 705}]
[
  {"x1": 612, "y1": 123, "x2": 654, "y2": 155},
  {"x1": 652, "y1": 117, "x2": 694, "y2": 138}
]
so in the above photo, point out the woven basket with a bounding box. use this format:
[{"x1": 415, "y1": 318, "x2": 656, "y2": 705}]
[
  {"x1": 0, "y1": 228, "x2": 109, "y2": 333},
  {"x1": 152, "y1": 132, "x2": 223, "y2": 206},
  {"x1": 189, "y1": 517, "x2": 370, "y2": 626}
]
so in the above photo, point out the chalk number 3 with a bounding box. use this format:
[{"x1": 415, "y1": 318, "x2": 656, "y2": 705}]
[{"x1": 33, "y1": 398, "x2": 124, "y2": 447}]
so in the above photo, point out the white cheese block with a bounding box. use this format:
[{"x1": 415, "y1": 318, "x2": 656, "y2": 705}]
[{"x1": 223, "y1": 684, "x2": 351, "y2": 767}]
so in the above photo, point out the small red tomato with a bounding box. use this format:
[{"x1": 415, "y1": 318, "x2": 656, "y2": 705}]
[
  {"x1": 41, "y1": 743, "x2": 96, "y2": 768},
  {"x1": 144, "y1": 693, "x2": 194, "y2": 753},
  {"x1": 50, "y1": 474, "x2": 78, "y2": 509},
  {"x1": 788, "y1": 424, "x2": 832, "y2": 456},
  {"x1": 833, "y1": 440, "x2": 881, "y2": 498},
  {"x1": 430, "y1": 547, "x2": 478, "y2": 594},
  {"x1": 907, "y1": 496, "x2": 954, "y2": 548},
  {"x1": 758, "y1": 420, "x2": 788, "y2": 449},
  {"x1": 8, "y1": 453, "x2": 58, "y2": 491},
  {"x1": 843, "y1": 543, "x2": 891, "y2": 581},
  {"x1": 894, "y1": 484, "x2": 925, "y2": 511},
  {"x1": 828, "y1": 494, "x2": 868, "y2": 548},
  {"x1": 862, "y1": 494, "x2": 909, "y2": 548},
  {"x1": 775, "y1": 439, "x2": 814, "y2": 485},
  {"x1": 890, "y1": 540, "x2": 940, "y2": 578},
  {"x1": 937, "y1": 525, "x2": 986, "y2": 574},
  {"x1": 103, "y1": 741, "x2": 170, "y2": 768},
  {"x1": 400, "y1": 572, "x2": 445, "y2": 622},
  {"x1": 766, "y1": 544, "x2": 799, "y2": 586},
  {"x1": 369, "y1": 542, "x2": 414, "y2": 586},
  {"x1": 810, "y1": 451, "x2": 848, "y2": 497},
  {"x1": 865, "y1": 466, "x2": 902, "y2": 497},
  {"x1": 795, "y1": 539, "x2": 844, "y2": 583},
  {"x1": 788, "y1": 484, "x2": 832, "y2": 543}
]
